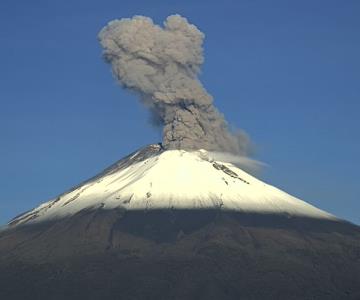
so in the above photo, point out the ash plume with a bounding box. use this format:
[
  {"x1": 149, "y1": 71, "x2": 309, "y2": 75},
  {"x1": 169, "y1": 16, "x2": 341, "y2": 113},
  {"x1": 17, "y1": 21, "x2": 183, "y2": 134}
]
[{"x1": 98, "y1": 14, "x2": 250, "y2": 155}]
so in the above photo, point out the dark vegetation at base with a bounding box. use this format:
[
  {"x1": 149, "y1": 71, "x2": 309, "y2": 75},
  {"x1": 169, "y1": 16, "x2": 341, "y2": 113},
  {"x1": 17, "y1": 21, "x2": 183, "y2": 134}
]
[{"x1": 0, "y1": 209, "x2": 360, "y2": 300}]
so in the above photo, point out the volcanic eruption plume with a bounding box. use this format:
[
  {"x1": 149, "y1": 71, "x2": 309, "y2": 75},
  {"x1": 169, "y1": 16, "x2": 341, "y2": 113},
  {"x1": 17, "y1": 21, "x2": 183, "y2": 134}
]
[{"x1": 98, "y1": 14, "x2": 250, "y2": 155}]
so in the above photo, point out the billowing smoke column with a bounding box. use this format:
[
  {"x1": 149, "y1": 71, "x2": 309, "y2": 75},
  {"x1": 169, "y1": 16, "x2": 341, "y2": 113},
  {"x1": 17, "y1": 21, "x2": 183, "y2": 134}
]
[{"x1": 99, "y1": 14, "x2": 250, "y2": 155}]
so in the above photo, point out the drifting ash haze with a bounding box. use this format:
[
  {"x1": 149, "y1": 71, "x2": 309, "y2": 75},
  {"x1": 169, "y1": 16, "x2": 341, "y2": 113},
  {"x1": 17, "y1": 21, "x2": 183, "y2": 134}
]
[{"x1": 98, "y1": 14, "x2": 250, "y2": 155}]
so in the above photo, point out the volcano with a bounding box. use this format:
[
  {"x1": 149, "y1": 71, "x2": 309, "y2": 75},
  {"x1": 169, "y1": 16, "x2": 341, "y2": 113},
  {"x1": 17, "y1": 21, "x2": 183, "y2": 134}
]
[{"x1": 0, "y1": 144, "x2": 360, "y2": 299}]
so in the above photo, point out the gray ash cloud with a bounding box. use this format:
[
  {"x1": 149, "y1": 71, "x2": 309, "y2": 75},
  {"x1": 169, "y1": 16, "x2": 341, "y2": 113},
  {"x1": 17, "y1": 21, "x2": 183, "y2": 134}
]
[{"x1": 98, "y1": 14, "x2": 250, "y2": 155}]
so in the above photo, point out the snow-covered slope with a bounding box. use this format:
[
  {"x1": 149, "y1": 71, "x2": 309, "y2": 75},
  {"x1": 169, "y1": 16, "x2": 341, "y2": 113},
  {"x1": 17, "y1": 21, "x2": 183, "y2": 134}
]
[{"x1": 9, "y1": 144, "x2": 335, "y2": 226}]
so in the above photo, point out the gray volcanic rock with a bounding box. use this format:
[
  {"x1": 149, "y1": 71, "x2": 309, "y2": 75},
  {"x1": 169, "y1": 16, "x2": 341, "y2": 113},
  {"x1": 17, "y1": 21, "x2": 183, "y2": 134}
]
[{"x1": 0, "y1": 209, "x2": 360, "y2": 300}]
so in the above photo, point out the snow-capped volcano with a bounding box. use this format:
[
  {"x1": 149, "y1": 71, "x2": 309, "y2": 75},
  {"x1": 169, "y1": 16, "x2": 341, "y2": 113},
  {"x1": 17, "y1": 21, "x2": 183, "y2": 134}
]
[
  {"x1": 10, "y1": 144, "x2": 335, "y2": 227},
  {"x1": 2, "y1": 145, "x2": 360, "y2": 300}
]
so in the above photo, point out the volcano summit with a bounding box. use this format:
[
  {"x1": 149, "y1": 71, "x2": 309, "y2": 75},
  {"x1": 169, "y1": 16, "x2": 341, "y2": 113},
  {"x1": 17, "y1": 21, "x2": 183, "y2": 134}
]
[{"x1": 8, "y1": 144, "x2": 334, "y2": 226}]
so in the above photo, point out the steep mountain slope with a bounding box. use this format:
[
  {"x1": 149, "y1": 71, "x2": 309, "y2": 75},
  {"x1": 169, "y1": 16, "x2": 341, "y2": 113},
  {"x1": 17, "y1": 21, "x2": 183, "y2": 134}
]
[
  {"x1": 8, "y1": 144, "x2": 334, "y2": 227},
  {"x1": 1, "y1": 145, "x2": 359, "y2": 300}
]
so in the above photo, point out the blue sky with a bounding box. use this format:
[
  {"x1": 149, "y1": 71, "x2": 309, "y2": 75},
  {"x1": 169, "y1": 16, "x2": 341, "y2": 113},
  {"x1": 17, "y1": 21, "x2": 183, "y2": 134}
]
[{"x1": 0, "y1": 0, "x2": 359, "y2": 225}]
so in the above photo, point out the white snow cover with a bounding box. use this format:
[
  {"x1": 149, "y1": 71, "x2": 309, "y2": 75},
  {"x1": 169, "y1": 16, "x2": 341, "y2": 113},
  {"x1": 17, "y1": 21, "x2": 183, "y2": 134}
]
[{"x1": 10, "y1": 145, "x2": 335, "y2": 226}]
